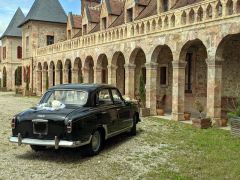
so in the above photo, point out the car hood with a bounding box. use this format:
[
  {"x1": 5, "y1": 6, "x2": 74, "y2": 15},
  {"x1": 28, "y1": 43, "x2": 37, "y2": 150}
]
[{"x1": 17, "y1": 106, "x2": 90, "y2": 123}]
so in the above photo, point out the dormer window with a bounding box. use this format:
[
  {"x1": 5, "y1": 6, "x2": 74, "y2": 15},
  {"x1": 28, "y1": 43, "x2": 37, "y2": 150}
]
[
  {"x1": 47, "y1": 35, "x2": 54, "y2": 46},
  {"x1": 127, "y1": 8, "x2": 133, "y2": 22},
  {"x1": 83, "y1": 24, "x2": 87, "y2": 35},
  {"x1": 102, "y1": 17, "x2": 107, "y2": 30},
  {"x1": 163, "y1": 0, "x2": 169, "y2": 12}
]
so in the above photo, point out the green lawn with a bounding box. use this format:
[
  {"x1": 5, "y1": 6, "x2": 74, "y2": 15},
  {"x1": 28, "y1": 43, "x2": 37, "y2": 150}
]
[{"x1": 139, "y1": 118, "x2": 240, "y2": 180}]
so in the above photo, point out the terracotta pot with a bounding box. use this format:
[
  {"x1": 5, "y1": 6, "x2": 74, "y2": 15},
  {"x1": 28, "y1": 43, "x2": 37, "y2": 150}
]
[
  {"x1": 184, "y1": 112, "x2": 191, "y2": 120},
  {"x1": 192, "y1": 118, "x2": 212, "y2": 129},
  {"x1": 156, "y1": 108, "x2": 165, "y2": 116}
]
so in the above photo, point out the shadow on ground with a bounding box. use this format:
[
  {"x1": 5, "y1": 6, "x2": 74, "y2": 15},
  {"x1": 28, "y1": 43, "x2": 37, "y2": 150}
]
[{"x1": 15, "y1": 129, "x2": 144, "y2": 163}]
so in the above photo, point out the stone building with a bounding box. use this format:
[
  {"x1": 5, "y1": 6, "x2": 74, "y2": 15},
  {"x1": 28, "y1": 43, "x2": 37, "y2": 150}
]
[
  {"x1": 0, "y1": 8, "x2": 25, "y2": 90},
  {"x1": 1, "y1": 0, "x2": 240, "y2": 122}
]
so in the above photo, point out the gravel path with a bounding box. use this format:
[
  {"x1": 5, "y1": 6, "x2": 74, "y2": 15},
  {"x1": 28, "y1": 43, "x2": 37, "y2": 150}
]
[{"x1": 0, "y1": 92, "x2": 170, "y2": 180}]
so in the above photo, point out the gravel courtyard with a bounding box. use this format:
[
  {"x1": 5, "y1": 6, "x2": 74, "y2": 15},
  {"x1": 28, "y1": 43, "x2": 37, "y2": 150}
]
[{"x1": 1, "y1": 92, "x2": 240, "y2": 180}]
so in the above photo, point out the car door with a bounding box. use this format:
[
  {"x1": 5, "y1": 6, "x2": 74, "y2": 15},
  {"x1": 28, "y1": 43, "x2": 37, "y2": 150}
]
[
  {"x1": 96, "y1": 88, "x2": 118, "y2": 134},
  {"x1": 111, "y1": 88, "x2": 132, "y2": 130}
]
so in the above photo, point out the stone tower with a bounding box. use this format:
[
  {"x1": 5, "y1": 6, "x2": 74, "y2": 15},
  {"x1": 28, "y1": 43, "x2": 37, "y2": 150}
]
[{"x1": 81, "y1": 0, "x2": 101, "y2": 13}]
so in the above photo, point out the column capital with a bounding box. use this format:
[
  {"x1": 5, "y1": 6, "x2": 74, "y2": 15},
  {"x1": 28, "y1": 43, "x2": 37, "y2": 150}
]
[
  {"x1": 172, "y1": 61, "x2": 187, "y2": 69},
  {"x1": 107, "y1": 64, "x2": 117, "y2": 70},
  {"x1": 206, "y1": 59, "x2": 222, "y2": 67},
  {"x1": 145, "y1": 62, "x2": 158, "y2": 69},
  {"x1": 124, "y1": 63, "x2": 136, "y2": 69}
]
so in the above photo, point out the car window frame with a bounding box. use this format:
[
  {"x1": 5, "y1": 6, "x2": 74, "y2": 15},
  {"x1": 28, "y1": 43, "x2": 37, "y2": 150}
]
[
  {"x1": 110, "y1": 88, "x2": 125, "y2": 105},
  {"x1": 95, "y1": 88, "x2": 114, "y2": 107}
]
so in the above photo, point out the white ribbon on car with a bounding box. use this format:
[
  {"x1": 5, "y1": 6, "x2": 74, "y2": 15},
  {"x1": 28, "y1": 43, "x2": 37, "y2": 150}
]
[{"x1": 37, "y1": 100, "x2": 66, "y2": 111}]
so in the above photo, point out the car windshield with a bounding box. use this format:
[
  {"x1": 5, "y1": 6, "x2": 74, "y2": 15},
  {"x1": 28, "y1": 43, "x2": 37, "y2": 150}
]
[{"x1": 42, "y1": 90, "x2": 88, "y2": 107}]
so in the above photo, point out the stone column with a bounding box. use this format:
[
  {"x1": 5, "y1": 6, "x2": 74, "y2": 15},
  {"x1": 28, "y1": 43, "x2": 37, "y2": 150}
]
[
  {"x1": 172, "y1": 61, "x2": 187, "y2": 121},
  {"x1": 83, "y1": 67, "x2": 89, "y2": 83},
  {"x1": 42, "y1": 70, "x2": 47, "y2": 94},
  {"x1": 108, "y1": 65, "x2": 117, "y2": 86},
  {"x1": 36, "y1": 70, "x2": 42, "y2": 96},
  {"x1": 49, "y1": 69, "x2": 54, "y2": 88},
  {"x1": 145, "y1": 62, "x2": 158, "y2": 115},
  {"x1": 94, "y1": 67, "x2": 102, "y2": 84},
  {"x1": 55, "y1": 69, "x2": 60, "y2": 85},
  {"x1": 72, "y1": 69, "x2": 79, "y2": 84},
  {"x1": 206, "y1": 59, "x2": 222, "y2": 122},
  {"x1": 124, "y1": 63, "x2": 136, "y2": 99},
  {"x1": 63, "y1": 69, "x2": 70, "y2": 84}
]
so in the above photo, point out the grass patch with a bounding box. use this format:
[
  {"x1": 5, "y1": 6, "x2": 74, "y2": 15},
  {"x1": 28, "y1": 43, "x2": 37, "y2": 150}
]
[{"x1": 141, "y1": 118, "x2": 240, "y2": 179}]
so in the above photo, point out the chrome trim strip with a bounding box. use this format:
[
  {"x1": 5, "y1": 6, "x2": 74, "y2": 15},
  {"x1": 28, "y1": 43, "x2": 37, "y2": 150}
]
[
  {"x1": 9, "y1": 136, "x2": 92, "y2": 148},
  {"x1": 32, "y1": 119, "x2": 48, "y2": 123},
  {"x1": 106, "y1": 126, "x2": 132, "y2": 139}
]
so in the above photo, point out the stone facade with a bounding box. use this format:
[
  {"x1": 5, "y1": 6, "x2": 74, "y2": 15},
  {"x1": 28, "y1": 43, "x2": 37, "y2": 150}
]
[{"x1": 2, "y1": 0, "x2": 240, "y2": 121}]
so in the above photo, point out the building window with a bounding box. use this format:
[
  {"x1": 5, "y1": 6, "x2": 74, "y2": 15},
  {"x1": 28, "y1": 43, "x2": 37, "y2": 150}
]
[
  {"x1": 102, "y1": 17, "x2": 107, "y2": 30},
  {"x1": 83, "y1": 24, "x2": 87, "y2": 35},
  {"x1": 47, "y1": 35, "x2": 54, "y2": 45},
  {"x1": 17, "y1": 46, "x2": 22, "y2": 59},
  {"x1": 160, "y1": 66, "x2": 168, "y2": 86},
  {"x1": 3, "y1": 47, "x2": 6, "y2": 59},
  {"x1": 26, "y1": 36, "x2": 29, "y2": 53},
  {"x1": 127, "y1": 8, "x2": 133, "y2": 22},
  {"x1": 185, "y1": 53, "x2": 193, "y2": 93},
  {"x1": 163, "y1": 0, "x2": 169, "y2": 12}
]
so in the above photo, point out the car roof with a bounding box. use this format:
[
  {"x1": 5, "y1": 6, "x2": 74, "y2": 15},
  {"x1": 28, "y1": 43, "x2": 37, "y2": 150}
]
[{"x1": 48, "y1": 83, "x2": 116, "y2": 92}]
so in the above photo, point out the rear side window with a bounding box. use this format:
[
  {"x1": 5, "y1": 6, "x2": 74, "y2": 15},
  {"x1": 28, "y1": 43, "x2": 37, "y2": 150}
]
[
  {"x1": 111, "y1": 89, "x2": 124, "y2": 104},
  {"x1": 97, "y1": 89, "x2": 113, "y2": 106}
]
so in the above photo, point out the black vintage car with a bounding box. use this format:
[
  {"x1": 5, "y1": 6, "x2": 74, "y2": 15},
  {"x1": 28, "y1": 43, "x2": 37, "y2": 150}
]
[{"x1": 10, "y1": 84, "x2": 140, "y2": 155}]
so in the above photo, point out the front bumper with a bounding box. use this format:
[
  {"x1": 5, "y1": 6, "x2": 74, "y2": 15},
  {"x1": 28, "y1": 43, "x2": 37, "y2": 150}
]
[{"x1": 9, "y1": 134, "x2": 91, "y2": 149}]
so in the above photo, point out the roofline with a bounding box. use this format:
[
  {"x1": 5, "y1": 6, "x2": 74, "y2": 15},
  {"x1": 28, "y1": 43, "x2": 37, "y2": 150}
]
[
  {"x1": 18, "y1": 19, "x2": 67, "y2": 28},
  {"x1": 0, "y1": 35, "x2": 22, "y2": 40}
]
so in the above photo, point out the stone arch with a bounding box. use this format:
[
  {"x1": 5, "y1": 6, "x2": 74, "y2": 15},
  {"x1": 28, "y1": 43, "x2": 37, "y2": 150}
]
[
  {"x1": 131, "y1": 26, "x2": 134, "y2": 36},
  {"x1": 64, "y1": 59, "x2": 72, "y2": 84},
  {"x1": 151, "y1": 45, "x2": 174, "y2": 113},
  {"x1": 179, "y1": 39, "x2": 208, "y2": 116},
  {"x1": 158, "y1": 17, "x2": 162, "y2": 29},
  {"x1": 215, "y1": 34, "x2": 240, "y2": 119},
  {"x1": 56, "y1": 60, "x2": 63, "y2": 84},
  {"x1": 197, "y1": 6, "x2": 203, "y2": 21},
  {"x1": 226, "y1": 0, "x2": 233, "y2": 15},
  {"x1": 49, "y1": 61, "x2": 55, "y2": 87},
  {"x1": 136, "y1": 24, "x2": 140, "y2": 35},
  {"x1": 206, "y1": 4, "x2": 213, "y2": 19},
  {"x1": 96, "y1": 54, "x2": 108, "y2": 84},
  {"x1": 14, "y1": 66, "x2": 22, "y2": 86},
  {"x1": 189, "y1": 9, "x2": 195, "y2": 24},
  {"x1": 2, "y1": 66, "x2": 7, "y2": 88},
  {"x1": 181, "y1": 11, "x2": 187, "y2": 25},
  {"x1": 170, "y1": 14, "x2": 175, "y2": 27},
  {"x1": 140, "y1": 22, "x2": 144, "y2": 34},
  {"x1": 237, "y1": 0, "x2": 240, "y2": 13},
  {"x1": 164, "y1": 16, "x2": 169, "y2": 28},
  {"x1": 73, "y1": 58, "x2": 83, "y2": 83},
  {"x1": 216, "y1": 0, "x2": 223, "y2": 17},
  {"x1": 84, "y1": 56, "x2": 94, "y2": 83},
  {"x1": 129, "y1": 47, "x2": 146, "y2": 103},
  {"x1": 112, "y1": 51, "x2": 126, "y2": 94},
  {"x1": 152, "y1": 19, "x2": 156, "y2": 31}
]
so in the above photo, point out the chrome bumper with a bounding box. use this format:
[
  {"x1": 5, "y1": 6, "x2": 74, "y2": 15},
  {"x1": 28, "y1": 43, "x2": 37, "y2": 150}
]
[{"x1": 9, "y1": 134, "x2": 91, "y2": 149}]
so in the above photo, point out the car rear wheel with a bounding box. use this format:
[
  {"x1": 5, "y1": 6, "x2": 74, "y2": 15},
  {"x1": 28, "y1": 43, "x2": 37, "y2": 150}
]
[
  {"x1": 85, "y1": 130, "x2": 103, "y2": 156},
  {"x1": 30, "y1": 145, "x2": 47, "y2": 152}
]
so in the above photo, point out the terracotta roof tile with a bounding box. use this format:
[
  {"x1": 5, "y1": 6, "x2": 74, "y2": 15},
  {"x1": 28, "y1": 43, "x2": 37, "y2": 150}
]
[
  {"x1": 88, "y1": 7, "x2": 101, "y2": 23},
  {"x1": 89, "y1": 23, "x2": 100, "y2": 33},
  {"x1": 72, "y1": 15, "x2": 82, "y2": 28},
  {"x1": 107, "y1": 0, "x2": 125, "y2": 16},
  {"x1": 172, "y1": 0, "x2": 203, "y2": 9},
  {"x1": 135, "y1": 0, "x2": 157, "y2": 20}
]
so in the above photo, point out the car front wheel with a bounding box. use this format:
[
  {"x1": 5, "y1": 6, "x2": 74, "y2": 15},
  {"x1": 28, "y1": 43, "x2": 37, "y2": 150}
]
[{"x1": 85, "y1": 130, "x2": 103, "y2": 156}]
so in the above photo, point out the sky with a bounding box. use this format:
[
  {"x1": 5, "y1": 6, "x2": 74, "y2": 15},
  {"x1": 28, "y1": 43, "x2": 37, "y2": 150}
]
[{"x1": 0, "y1": 0, "x2": 81, "y2": 36}]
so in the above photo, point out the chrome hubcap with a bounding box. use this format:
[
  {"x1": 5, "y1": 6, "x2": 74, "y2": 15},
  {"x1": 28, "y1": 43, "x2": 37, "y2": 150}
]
[{"x1": 91, "y1": 131, "x2": 101, "y2": 152}]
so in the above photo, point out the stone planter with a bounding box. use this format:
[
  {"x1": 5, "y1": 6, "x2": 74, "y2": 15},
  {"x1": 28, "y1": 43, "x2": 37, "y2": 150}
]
[
  {"x1": 230, "y1": 117, "x2": 240, "y2": 137},
  {"x1": 140, "y1": 108, "x2": 150, "y2": 117},
  {"x1": 156, "y1": 108, "x2": 165, "y2": 116},
  {"x1": 192, "y1": 118, "x2": 212, "y2": 129},
  {"x1": 216, "y1": 118, "x2": 228, "y2": 127},
  {"x1": 184, "y1": 112, "x2": 191, "y2": 121}
]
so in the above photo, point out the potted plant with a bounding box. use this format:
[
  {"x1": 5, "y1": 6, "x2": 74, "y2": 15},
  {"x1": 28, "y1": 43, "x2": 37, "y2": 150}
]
[
  {"x1": 192, "y1": 100, "x2": 212, "y2": 129},
  {"x1": 228, "y1": 97, "x2": 240, "y2": 137},
  {"x1": 184, "y1": 111, "x2": 191, "y2": 121},
  {"x1": 139, "y1": 75, "x2": 150, "y2": 117},
  {"x1": 156, "y1": 95, "x2": 166, "y2": 116}
]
